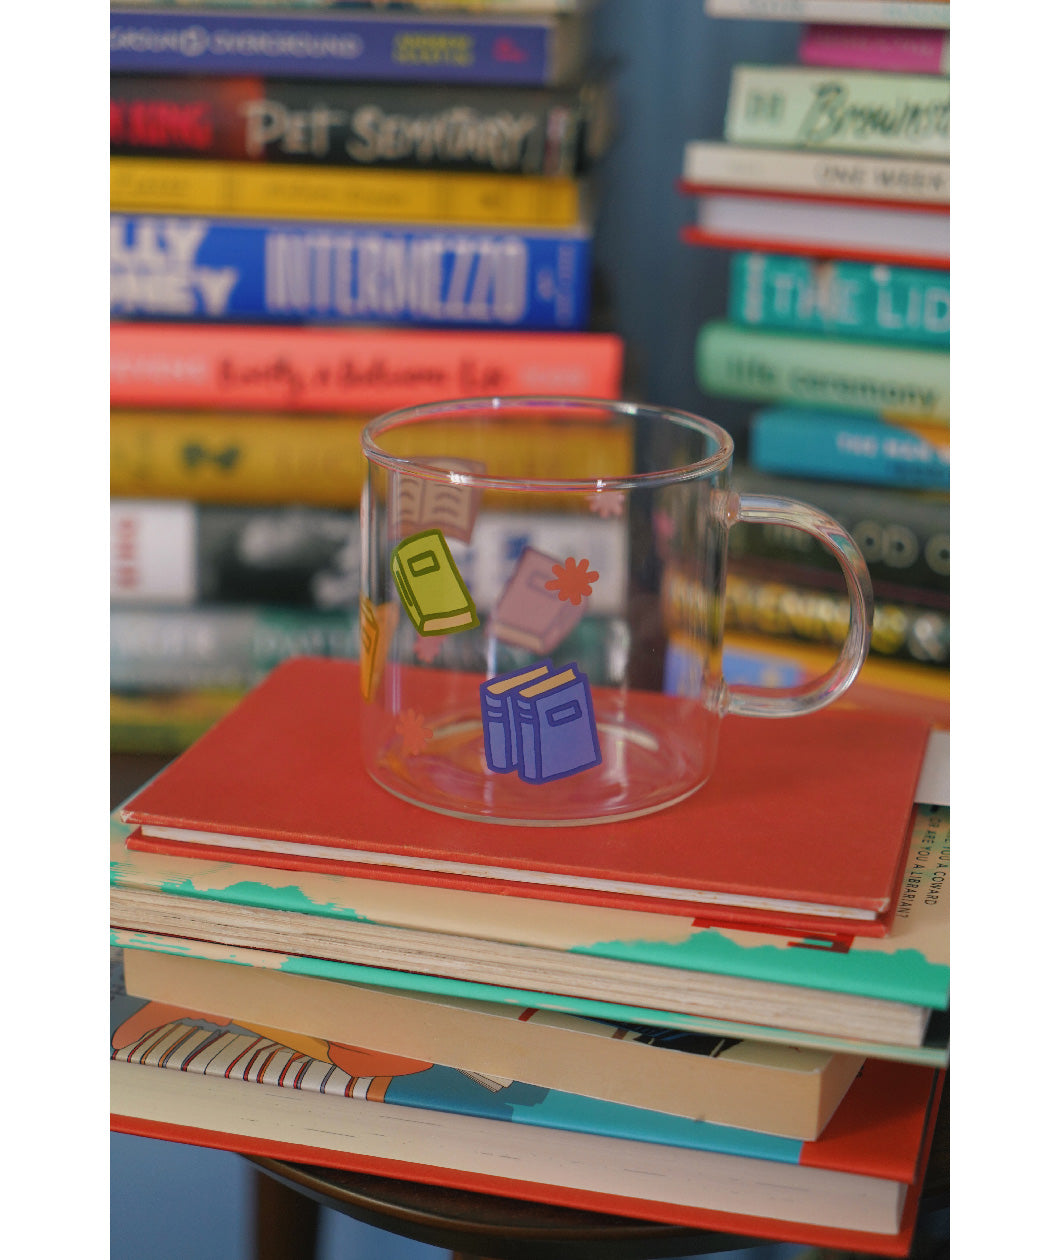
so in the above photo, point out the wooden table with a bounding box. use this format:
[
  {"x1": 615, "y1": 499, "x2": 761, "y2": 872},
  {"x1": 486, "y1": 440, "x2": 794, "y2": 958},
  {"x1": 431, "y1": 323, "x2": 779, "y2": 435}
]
[{"x1": 111, "y1": 753, "x2": 948, "y2": 1260}]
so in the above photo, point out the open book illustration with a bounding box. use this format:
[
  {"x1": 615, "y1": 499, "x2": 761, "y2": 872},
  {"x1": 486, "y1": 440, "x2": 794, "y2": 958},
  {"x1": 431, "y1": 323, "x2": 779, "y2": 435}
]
[{"x1": 390, "y1": 458, "x2": 486, "y2": 545}]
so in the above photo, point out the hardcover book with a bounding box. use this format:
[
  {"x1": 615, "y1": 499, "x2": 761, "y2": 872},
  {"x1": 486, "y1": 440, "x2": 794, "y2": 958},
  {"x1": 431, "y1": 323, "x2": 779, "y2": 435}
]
[
  {"x1": 110, "y1": 411, "x2": 633, "y2": 505},
  {"x1": 704, "y1": 1, "x2": 950, "y2": 27},
  {"x1": 727, "y1": 254, "x2": 949, "y2": 348},
  {"x1": 109, "y1": 7, "x2": 589, "y2": 85},
  {"x1": 798, "y1": 24, "x2": 949, "y2": 74},
  {"x1": 110, "y1": 74, "x2": 610, "y2": 175},
  {"x1": 695, "y1": 322, "x2": 949, "y2": 424},
  {"x1": 109, "y1": 322, "x2": 626, "y2": 410},
  {"x1": 723, "y1": 65, "x2": 949, "y2": 158},
  {"x1": 110, "y1": 962, "x2": 944, "y2": 1253},
  {"x1": 682, "y1": 192, "x2": 949, "y2": 271},
  {"x1": 110, "y1": 212, "x2": 595, "y2": 328},
  {"x1": 122, "y1": 948, "x2": 867, "y2": 1140},
  {"x1": 110, "y1": 157, "x2": 584, "y2": 228},
  {"x1": 681, "y1": 142, "x2": 949, "y2": 206},
  {"x1": 118, "y1": 656, "x2": 932, "y2": 932},
  {"x1": 748, "y1": 409, "x2": 950, "y2": 491}
]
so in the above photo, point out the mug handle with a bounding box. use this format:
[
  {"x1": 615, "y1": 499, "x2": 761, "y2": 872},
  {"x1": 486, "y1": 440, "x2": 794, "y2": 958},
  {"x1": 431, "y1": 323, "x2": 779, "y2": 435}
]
[{"x1": 723, "y1": 492, "x2": 874, "y2": 718}]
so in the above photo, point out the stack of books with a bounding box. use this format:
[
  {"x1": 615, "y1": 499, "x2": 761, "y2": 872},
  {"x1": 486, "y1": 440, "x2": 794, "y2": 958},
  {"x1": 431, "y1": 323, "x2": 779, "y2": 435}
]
[
  {"x1": 108, "y1": 0, "x2": 623, "y2": 752},
  {"x1": 111, "y1": 654, "x2": 950, "y2": 1255},
  {"x1": 682, "y1": 1, "x2": 949, "y2": 724}
]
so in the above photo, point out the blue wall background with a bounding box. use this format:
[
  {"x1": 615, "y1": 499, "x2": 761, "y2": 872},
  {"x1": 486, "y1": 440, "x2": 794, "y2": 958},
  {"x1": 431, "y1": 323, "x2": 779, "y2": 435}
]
[
  {"x1": 110, "y1": 5, "x2": 809, "y2": 1256},
  {"x1": 590, "y1": 0, "x2": 798, "y2": 442}
]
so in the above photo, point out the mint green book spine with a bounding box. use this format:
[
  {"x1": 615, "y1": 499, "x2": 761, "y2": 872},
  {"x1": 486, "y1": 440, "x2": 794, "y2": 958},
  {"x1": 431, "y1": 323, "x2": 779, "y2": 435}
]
[
  {"x1": 728, "y1": 254, "x2": 950, "y2": 348},
  {"x1": 724, "y1": 65, "x2": 950, "y2": 158},
  {"x1": 696, "y1": 322, "x2": 949, "y2": 423}
]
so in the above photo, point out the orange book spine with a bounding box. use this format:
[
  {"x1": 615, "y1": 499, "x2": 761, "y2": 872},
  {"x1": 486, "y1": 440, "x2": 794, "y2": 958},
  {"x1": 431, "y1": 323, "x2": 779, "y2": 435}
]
[{"x1": 110, "y1": 323, "x2": 626, "y2": 412}]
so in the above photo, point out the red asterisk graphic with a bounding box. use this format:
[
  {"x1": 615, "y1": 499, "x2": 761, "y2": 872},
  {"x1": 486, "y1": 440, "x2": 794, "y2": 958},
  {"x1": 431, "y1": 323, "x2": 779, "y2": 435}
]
[
  {"x1": 413, "y1": 635, "x2": 442, "y2": 664},
  {"x1": 396, "y1": 709, "x2": 432, "y2": 757},
  {"x1": 585, "y1": 490, "x2": 625, "y2": 519},
  {"x1": 545, "y1": 556, "x2": 599, "y2": 606}
]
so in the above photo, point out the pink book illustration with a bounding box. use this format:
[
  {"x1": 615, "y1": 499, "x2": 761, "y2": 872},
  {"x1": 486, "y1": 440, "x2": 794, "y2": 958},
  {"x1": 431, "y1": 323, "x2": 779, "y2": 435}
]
[{"x1": 488, "y1": 547, "x2": 586, "y2": 653}]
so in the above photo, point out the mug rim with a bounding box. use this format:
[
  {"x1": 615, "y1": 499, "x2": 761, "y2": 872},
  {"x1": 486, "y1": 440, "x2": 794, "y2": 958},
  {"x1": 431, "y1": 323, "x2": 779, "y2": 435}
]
[{"x1": 361, "y1": 395, "x2": 735, "y2": 493}]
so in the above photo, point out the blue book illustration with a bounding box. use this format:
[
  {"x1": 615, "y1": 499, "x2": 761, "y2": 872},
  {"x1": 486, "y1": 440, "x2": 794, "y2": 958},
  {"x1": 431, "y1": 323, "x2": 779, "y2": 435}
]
[
  {"x1": 110, "y1": 8, "x2": 573, "y2": 84},
  {"x1": 511, "y1": 662, "x2": 601, "y2": 784},
  {"x1": 110, "y1": 213, "x2": 593, "y2": 329},
  {"x1": 749, "y1": 408, "x2": 950, "y2": 491},
  {"x1": 480, "y1": 661, "x2": 554, "y2": 773}
]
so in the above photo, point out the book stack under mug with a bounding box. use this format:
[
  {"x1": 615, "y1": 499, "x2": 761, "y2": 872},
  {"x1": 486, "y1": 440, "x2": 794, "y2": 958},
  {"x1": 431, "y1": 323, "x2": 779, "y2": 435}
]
[
  {"x1": 681, "y1": 1, "x2": 950, "y2": 723},
  {"x1": 108, "y1": 0, "x2": 623, "y2": 753},
  {"x1": 110, "y1": 655, "x2": 950, "y2": 1256}
]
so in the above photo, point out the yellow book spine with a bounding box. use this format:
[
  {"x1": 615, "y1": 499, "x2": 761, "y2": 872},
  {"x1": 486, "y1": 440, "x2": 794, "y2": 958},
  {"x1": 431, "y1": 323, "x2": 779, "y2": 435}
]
[
  {"x1": 109, "y1": 157, "x2": 582, "y2": 227},
  {"x1": 111, "y1": 412, "x2": 633, "y2": 507}
]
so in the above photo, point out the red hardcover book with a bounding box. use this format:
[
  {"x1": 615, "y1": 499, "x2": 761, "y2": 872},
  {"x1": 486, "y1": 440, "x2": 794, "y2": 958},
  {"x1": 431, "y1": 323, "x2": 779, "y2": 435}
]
[
  {"x1": 679, "y1": 186, "x2": 949, "y2": 271},
  {"x1": 120, "y1": 657, "x2": 931, "y2": 937},
  {"x1": 109, "y1": 322, "x2": 626, "y2": 412}
]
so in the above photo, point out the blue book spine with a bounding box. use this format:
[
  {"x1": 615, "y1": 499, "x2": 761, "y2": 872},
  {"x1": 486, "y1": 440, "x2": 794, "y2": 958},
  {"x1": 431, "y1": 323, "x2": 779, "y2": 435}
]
[
  {"x1": 480, "y1": 660, "x2": 553, "y2": 774},
  {"x1": 749, "y1": 408, "x2": 950, "y2": 491},
  {"x1": 110, "y1": 213, "x2": 592, "y2": 329},
  {"x1": 729, "y1": 253, "x2": 950, "y2": 349},
  {"x1": 110, "y1": 9, "x2": 562, "y2": 84}
]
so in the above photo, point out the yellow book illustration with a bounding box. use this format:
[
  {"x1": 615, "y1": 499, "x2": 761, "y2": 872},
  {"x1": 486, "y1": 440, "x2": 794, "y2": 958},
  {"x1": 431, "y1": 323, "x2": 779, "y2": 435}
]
[
  {"x1": 110, "y1": 157, "x2": 583, "y2": 228},
  {"x1": 359, "y1": 596, "x2": 398, "y2": 702},
  {"x1": 390, "y1": 529, "x2": 479, "y2": 636}
]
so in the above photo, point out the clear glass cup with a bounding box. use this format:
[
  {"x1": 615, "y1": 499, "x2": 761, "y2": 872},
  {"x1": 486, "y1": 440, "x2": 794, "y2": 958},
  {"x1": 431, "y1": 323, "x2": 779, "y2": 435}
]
[{"x1": 360, "y1": 397, "x2": 872, "y2": 825}]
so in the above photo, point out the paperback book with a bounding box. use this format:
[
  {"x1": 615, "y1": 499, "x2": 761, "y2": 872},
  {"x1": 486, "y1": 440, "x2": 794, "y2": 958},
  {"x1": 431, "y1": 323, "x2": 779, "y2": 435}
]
[
  {"x1": 122, "y1": 947, "x2": 866, "y2": 1139},
  {"x1": 111, "y1": 958, "x2": 943, "y2": 1253}
]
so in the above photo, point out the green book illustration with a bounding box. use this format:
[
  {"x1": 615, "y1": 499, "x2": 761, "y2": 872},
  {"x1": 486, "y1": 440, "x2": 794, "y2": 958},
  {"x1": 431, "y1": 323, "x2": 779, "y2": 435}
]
[
  {"x1": 724, "y1": 65, "x2": 950, "y2": 158},
  {"x1": 391, "y1": 527, "x2": 479, "y2": 636}
]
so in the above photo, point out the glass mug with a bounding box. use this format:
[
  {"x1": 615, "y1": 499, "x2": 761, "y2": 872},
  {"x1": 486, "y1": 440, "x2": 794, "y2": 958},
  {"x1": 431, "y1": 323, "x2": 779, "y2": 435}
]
[{"x1": 360, "y1": 397, "x2": 872, "y2": 825}]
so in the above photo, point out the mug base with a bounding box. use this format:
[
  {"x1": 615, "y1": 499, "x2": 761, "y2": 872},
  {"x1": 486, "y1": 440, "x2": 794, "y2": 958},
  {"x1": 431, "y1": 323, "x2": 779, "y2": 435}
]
[{"x1": 364, "y1": 702, "x2": 716, "y2": 826}]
